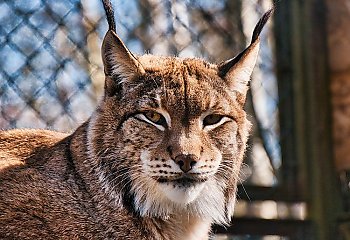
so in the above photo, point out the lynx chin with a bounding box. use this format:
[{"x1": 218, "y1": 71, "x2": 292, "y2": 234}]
[{"x1": 0, "y1": 0, "x2": 273, "y2": 239}]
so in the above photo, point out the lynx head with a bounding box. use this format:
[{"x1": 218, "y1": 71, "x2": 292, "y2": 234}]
[{"x1": 88, "y1": 0, "x2": 272, "y2": 225}]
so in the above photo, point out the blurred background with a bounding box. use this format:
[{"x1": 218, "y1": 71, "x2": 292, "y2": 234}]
[{"x1": 0, "y1": 0, "x2": 349, "y2": 239}]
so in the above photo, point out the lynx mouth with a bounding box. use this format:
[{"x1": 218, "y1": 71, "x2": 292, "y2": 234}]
[
  {"x1": 155, "y1": 176, "x2": 207, "y2": 204},
  {"x1": 157, "y1": 176, "x2": 207, "y2": 188}
]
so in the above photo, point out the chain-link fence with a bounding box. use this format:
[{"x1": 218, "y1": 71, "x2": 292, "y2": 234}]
[{"x1": 0, "y1": 0, "x2": 287, "y2": 238}]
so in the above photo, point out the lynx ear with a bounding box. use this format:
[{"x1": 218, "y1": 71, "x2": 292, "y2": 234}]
[
  {"x1": 218, "y1": 9, "x2": 273, "y2": 94},
  {"x1": 101, "y1": 0, "x2": 145, "y2": 96},
  {"x1": 102, "y1": 30, "x2": 145, "y2": 82}
]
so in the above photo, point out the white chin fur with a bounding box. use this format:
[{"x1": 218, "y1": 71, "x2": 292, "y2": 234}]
[
  {"x1": 159, "y1": 182, "x2": 205, "y2": 204},
  {"x1": 132, "y1": 177, "x2": 229, "y2": 225}
]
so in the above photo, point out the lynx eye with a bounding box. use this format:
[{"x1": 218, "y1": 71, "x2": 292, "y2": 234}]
[
  {"x1": 145, "y1": 111, "x2": 164, "y2": 125},
  {"x1": 203, "y1": 114, "x2": 223, "y2": 126},
  {"x1": 135, "y1": 111, "x2": 167, "y2": 131},
  {"x1": 202, "y1": 114, "x2": 231, "y2": 131}
]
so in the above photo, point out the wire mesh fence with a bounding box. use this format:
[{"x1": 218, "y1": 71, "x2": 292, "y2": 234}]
[{"x1": 0, "y1": 0, "x2": 288, "y2": 234}]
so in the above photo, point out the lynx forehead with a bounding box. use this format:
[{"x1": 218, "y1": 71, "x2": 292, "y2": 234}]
[
  {"x1": 120, "y1": 56, "x2": 242, "y2": 122},
  {"x1": 0, "y1": 0, "x2": 272, "y2": 239}
]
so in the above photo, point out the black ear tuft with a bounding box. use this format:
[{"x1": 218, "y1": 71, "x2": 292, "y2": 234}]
[
  {"x1": 102, "y1": 0, "x2": 116, "y2": 32},
  {"x1": 251, "y1": 8, "x2": 274, "y2": 44},
  {"x1": 218, "y1": 8, "x2": 273, "y2": 94}
]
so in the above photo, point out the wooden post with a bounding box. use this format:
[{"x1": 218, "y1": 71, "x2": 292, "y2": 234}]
[
  {"x1": 275, "y1": 0, "x2": 343, "y2": 239},
  {"x1": 327, "y1": 0, "x2": 350, "y2": 172}
]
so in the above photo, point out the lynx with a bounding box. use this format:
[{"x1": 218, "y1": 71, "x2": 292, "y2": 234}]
[{"x1": 0, "y1": 1, "x2": 272, "y2": 239}]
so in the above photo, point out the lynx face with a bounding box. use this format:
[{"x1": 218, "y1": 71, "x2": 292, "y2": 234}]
[
  {"x1": 86, "y1": 8, "x2": 270, "y2": 225},
  {"x1": 132, "y1": 68, "x2": 248, "y2": 223}
]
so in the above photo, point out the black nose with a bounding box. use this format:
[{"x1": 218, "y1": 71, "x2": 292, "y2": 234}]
[{"x1": 174, "y1": 154, "x2": 198, "y2": 173}]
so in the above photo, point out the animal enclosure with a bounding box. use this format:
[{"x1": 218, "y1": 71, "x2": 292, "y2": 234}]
[{"x1": 0, "y1": 0, "x2": 345, "y2": 239}]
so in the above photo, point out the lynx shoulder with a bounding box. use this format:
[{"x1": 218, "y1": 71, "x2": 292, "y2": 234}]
[
  {"x1": 0, "y1": 1, "x2": 272, "y2": 239},
  {"x1": 0, "y1": 129, "x2": 67, "y2": 169}
]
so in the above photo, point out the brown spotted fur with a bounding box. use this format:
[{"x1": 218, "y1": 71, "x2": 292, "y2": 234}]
[{"x1": 0, "y1": 2, "x2": 272, "y2": 239}]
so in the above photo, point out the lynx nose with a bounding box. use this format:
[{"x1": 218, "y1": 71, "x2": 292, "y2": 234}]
[{"x1": 174, "y1": 154, "x2": 198, "y2": 173}]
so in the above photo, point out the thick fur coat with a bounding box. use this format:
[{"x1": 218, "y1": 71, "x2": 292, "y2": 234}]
[{"x1": 0, "y1": 1, "x2": 272, "y2": 239}]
